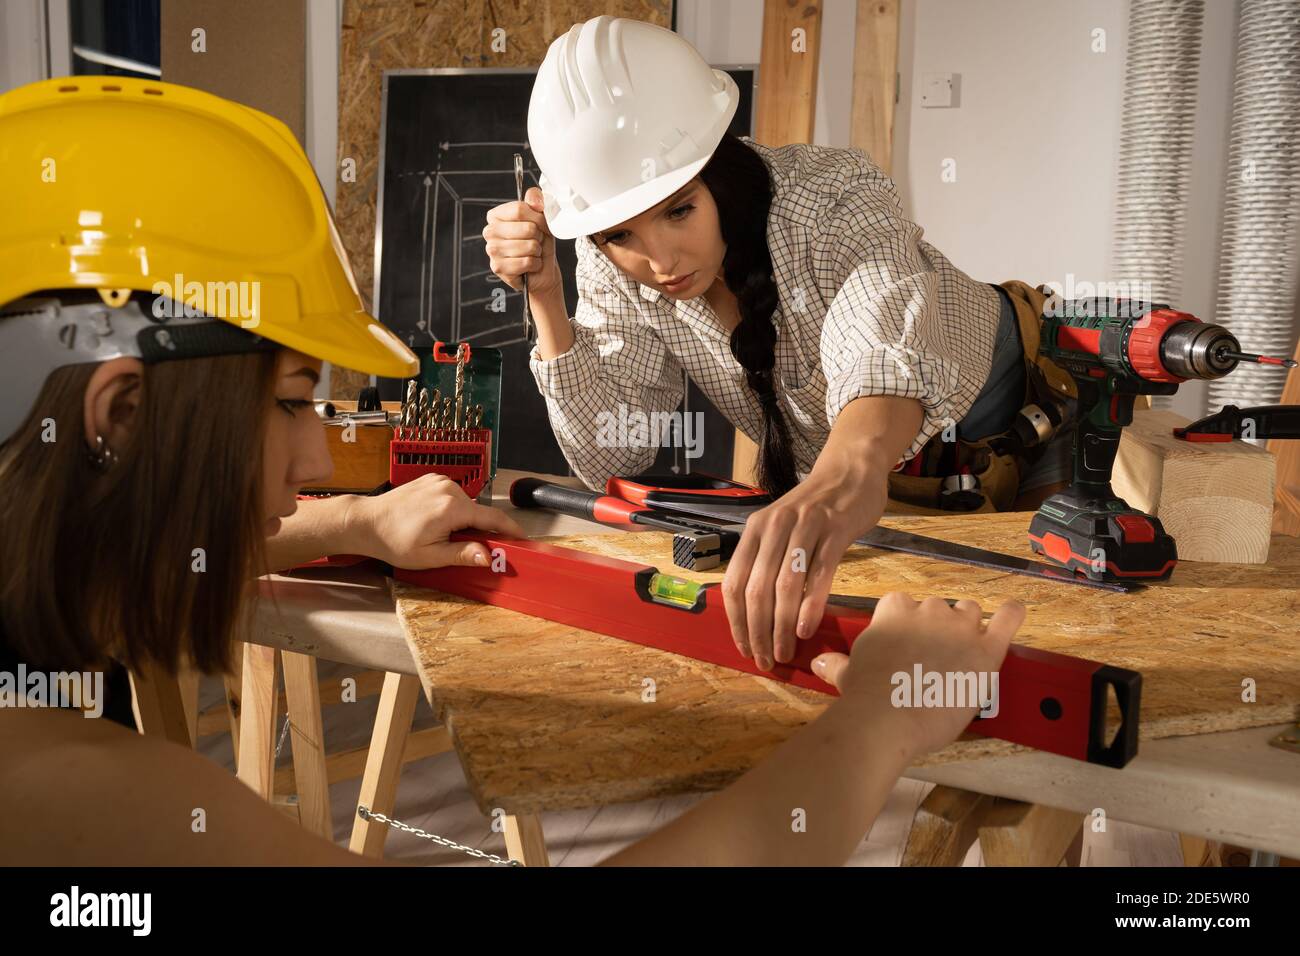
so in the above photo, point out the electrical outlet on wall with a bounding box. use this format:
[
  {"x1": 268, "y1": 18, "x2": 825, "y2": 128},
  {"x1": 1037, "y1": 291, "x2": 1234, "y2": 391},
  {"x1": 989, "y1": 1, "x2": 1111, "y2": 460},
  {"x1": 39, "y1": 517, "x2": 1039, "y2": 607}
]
[{"x1": 920, "y1": 72, "x2": 960, "y2": 108}]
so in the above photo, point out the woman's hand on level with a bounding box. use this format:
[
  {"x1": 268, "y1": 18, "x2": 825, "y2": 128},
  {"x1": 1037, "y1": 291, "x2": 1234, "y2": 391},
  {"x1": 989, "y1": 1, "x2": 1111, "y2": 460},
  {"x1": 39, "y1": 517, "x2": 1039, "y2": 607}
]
[
  {"x1": 345, "y1": 474, "x2": 525, "y2": 569},
  {"x1": 720, "y1": 467, "x2": 888, "y2": 669},
  {"x1": 811, "y1": 591, "x2": 1023, "y2": 756}
]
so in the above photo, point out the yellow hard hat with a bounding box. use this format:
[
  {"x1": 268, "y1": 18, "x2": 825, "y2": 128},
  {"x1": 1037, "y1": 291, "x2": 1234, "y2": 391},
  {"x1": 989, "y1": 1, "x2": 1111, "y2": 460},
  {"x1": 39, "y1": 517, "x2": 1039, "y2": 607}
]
[{"x1": 0, "y1": 77, "x2": 416, "y2": 378}]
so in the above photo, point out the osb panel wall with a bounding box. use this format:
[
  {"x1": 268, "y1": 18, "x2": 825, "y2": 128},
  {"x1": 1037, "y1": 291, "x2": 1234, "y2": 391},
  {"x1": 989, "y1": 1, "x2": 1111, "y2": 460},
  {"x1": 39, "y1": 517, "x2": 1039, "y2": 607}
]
[{"x1": 333, "y1": 0, "x2": 671, "y2": 397}]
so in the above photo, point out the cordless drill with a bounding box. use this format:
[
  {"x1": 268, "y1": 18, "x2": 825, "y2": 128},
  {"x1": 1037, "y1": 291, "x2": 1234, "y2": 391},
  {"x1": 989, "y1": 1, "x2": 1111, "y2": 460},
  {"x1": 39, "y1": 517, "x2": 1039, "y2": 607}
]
[{"x1": 1027, "y1": 297, "x2": 1295, "y2": 583}]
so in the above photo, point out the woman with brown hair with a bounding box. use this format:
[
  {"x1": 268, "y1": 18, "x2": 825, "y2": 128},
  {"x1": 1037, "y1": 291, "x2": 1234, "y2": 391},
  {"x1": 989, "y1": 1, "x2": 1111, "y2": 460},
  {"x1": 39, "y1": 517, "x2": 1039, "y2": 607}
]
[{"x1": 0, "y1": 77, "x2": 1022, "y2": 866}]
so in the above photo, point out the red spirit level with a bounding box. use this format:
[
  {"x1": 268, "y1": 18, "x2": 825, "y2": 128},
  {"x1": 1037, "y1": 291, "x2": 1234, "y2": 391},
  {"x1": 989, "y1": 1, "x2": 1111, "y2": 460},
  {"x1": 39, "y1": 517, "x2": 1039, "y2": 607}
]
[{"x1": 396, "y1": 534, "x2": 1141, "y2": 767}]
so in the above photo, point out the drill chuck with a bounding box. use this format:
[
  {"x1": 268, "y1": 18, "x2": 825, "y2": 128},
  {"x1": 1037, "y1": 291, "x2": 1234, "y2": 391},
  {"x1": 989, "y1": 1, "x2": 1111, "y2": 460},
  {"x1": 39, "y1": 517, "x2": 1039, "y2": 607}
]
[{"x1": 1158, "y1": 320, "x2": 1239, "y2": 381}]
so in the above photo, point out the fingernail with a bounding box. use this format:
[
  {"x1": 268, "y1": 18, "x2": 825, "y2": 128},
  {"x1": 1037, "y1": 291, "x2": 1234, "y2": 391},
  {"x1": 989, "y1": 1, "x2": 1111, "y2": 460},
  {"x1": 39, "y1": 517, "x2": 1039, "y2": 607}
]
[
  {"x1": 796, "y1": 619, "x2": 808, "y2": 639},
  {"x1": 758, "y1": 656, "x2": 772, "y2": 670},
  {"x1": 473, "y1": 551, "x2": 488, "y2": 566},
  {"x1": 813, "y1": 657, "x2": 826, "y2": 671}
]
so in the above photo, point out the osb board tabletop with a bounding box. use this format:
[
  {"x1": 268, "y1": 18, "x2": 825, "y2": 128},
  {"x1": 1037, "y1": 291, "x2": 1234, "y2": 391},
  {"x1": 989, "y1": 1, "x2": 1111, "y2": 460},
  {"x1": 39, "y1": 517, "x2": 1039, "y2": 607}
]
[{"x1": 392, "y1": 511, "x2": 1300, "y2": 814}]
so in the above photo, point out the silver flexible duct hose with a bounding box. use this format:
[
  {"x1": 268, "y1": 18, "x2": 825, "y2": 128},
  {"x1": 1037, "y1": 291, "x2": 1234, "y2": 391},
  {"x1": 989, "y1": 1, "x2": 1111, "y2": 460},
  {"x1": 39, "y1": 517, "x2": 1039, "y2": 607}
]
[
  {"x1": 1111, "y1": 0, "x2": 1205, "y2": 411},
  {"x1": 1209, "y1": 0, "x2": 1300, "y2": 416}
]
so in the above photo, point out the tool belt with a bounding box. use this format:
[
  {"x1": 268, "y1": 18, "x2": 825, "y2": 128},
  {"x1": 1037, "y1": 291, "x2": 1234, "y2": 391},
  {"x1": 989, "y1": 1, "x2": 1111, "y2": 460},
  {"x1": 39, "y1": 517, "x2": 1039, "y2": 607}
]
[{"x1": 885, "y1": 281, "x2": 1078, "y2": 513}]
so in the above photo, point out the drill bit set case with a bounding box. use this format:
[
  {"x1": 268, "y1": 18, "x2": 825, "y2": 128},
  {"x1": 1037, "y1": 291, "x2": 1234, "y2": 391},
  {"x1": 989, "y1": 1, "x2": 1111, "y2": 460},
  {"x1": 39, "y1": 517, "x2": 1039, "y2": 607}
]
[{"x1": 391, "y1": 342, "x2": 501, "y2": 500}]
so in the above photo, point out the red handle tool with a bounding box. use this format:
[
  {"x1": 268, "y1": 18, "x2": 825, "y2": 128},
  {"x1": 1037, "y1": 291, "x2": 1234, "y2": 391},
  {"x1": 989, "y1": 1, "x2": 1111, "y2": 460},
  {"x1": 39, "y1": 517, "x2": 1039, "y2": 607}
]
[{"x1": 396, "y1": 534, "x2": 1141, "y2": 767}]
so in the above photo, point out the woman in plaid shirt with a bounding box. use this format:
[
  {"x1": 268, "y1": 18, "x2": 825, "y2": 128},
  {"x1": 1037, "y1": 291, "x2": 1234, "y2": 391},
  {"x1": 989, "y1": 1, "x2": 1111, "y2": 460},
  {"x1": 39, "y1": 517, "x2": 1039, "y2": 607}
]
[{"x1": 485, "y1": 19, "x2": 1051, "y2": 679}]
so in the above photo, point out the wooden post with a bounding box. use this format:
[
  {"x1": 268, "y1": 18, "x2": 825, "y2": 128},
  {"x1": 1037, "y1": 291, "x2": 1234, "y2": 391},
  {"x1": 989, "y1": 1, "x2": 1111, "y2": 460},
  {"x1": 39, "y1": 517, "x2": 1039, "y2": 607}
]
[
  {"x1": 1269, "y1": 339, "x2": 1300, "y2": 535},
  {"x1": 503, "y1": 813, "x2": 550, "y2": 867},
  {"x1": 736, "y1": 0, "x2": 825, "y2": 485},
  {"x1": 282, "y1": 650, "x2": 334, "y2": 841},
  {"x1": 235, "y1": 643, "x2": 280, "y2": 801},
  {"x1": 850, "y1": 0, "x2": 900, "y2": 173},
  {"x1": 349, "y1": 671, "x2": 421, "y2": 858},
  {"x1": 128, "y1": 659, "x2": 194, "y2": 749}
]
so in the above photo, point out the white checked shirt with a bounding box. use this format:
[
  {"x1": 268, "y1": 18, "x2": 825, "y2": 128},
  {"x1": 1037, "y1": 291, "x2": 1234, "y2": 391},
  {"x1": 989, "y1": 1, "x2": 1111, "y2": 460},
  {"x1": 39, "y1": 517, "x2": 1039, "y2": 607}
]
[{"x1": 528, "y1": 139, "x2": 1002, "y2": 491}]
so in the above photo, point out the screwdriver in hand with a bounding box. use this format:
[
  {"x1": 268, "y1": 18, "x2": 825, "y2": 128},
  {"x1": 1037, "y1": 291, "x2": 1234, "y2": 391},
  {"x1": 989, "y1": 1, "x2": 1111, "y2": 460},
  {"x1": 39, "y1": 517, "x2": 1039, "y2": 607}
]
[{"x1": 514, "y1": 153, "x2": 534, "y2": 344}]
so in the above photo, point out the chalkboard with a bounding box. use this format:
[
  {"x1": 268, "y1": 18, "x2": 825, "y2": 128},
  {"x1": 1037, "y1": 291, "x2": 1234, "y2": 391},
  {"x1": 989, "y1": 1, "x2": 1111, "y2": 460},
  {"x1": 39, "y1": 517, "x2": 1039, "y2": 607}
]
[{"x1": 374, "y1": 66, "x2": 756, "y2": 480}]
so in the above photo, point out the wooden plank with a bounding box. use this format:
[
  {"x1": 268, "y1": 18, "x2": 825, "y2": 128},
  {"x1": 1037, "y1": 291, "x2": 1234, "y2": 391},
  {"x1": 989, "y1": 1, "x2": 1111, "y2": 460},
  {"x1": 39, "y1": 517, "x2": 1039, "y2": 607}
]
[
  {"x1": 349, "y1": 672, "x2": 422, "y2": 858},
  {"x1": 1269, "y1": 338, "x2": 1300, "y2": 536},
  {"x1": 177, "y1": 658, "x2": 200, "y2": 746},
  {"x1": 902, "y1": 785, "x2": 988, "y2": 866},
  {"x1": 127, "y1": 660, "x2": 193, "y2": 749},
  {"x1": 392, "y1": 516, "x2": 1300, "y2": 816},
  {"x1": 755, "y1": 0, "x2": 823, "y2": 146},
  {"x1": 235, "y1": 643, "x2": 279, "y2": 801},
  {"x1": 1112, "y1": 408, "x2": 1275, "y2": 563},
  {"x1": 977, "y1": 799, "x2": 1084, "y2": 867},
  {"x1": 282, "y1": 651, "x2": 334, "y2": 840},
  {"x1": 1179, "y1": 833, "x2": 1222, "y2": 866},
  {"x1": 911, "y1": 723, "x2": 1300, "y2": 860},
  {"x1": 224, "y1": 641, "x2": 244, "y2": 765},
  {"x1": 735, "y1": 0, "x2": 824, "y2": 485},
  {"x1": 251, "y1": 574, "x2": 419, "y2": 676},
  {"x1": 503, "y1": 813, "x2": 550, "y2": 867},
  {"x1": 850, "y1": 0, "x2": 900, "y2": 173}
]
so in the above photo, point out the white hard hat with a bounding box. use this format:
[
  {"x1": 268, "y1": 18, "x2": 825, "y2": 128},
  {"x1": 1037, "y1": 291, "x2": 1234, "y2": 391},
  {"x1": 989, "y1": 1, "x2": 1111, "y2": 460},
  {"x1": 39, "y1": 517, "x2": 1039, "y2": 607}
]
[{"x1": 527, "y1": 16, "x2": 740, "y2": 240}]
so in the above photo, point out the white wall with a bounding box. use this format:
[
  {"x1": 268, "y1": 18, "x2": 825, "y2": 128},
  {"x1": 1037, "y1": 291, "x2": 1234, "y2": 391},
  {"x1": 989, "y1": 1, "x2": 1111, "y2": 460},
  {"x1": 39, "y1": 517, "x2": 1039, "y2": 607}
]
[
  {"x1": 682, "y1": 0, "x2": 1251, "y2": 421},
  {"x1": 0, "y1": 0, "x2": 48, "y2": 93},
  {"x1": 896, "y1": 0, "x2": 1243, "y2": 419}
]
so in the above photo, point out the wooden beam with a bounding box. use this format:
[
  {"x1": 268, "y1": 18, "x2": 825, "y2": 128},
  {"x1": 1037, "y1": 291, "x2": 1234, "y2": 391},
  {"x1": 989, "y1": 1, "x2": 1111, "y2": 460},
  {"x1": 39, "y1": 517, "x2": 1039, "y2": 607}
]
[
  {"x1": 977, "y1": 799, "x2": 1085, "y2": 867},
  {"x1": 128, "y1": 660, "x2": 194, "y2": 749},
  {"x1": 223, "y1": 642, "x2": 243, "y2": 765},
  {"x1": 1112, "y1": 408, "x2": 1275, "y2": 564},
  {"x1": 503, "y1": 813, "x2": 550, "y2": 867},
  {"x1": 850, "y1": 0, "x2": 900, "y2": 173},
  {"x1": 754, "y1": 0, "x2": 823, "y2": 147},
  {"x1": 235, "y1": 643, "x2": 279, "y2": 801},
  {"x1": 902, "y1": 785, "x2": 989, "y2": 866},
  {"x1": 736, "y1": 0, "x2": 825, "y2": 485},
  {"x1": 282, "y1": 651, "x2": 334, "y2": 841},
  {"x1": 349, "y1": 672, "x2": 423, "y2": 858},
  {"x1": 1270, "y1": 337, "x2": 1300, "y2": 536}
]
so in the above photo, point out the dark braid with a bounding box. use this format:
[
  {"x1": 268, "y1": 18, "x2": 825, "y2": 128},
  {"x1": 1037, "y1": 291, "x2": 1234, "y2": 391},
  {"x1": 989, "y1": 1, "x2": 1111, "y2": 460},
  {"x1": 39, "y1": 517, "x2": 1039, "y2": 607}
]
[{"x1": 698, "y1": 134, "x2": 800, "y2": 497}]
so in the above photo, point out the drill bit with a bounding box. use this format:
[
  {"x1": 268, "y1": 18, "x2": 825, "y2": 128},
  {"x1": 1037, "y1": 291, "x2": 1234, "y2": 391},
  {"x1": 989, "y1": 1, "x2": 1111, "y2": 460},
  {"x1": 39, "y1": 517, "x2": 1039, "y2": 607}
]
[
  {"x1": 453, "y1": 342, "x2": 467, "y2": 435},
  {"x1": 1217, "y1": 348, "x2": 1297, "y2": 368},
  {"x1": 440, "y1": 397, "x2": 454, "y2": 464},
  {"x1": 402, "y1": 380, "x2": 418, "y2": 461},
  {"x1": 403, "y1": 380, "x2": 416, "y2": 434},
  {"x1": 432, "y1": 393, "x2": 442, "y2": 465},
  {"x1": 419, "y1": 387, "x2": 432, "y2": 465}
]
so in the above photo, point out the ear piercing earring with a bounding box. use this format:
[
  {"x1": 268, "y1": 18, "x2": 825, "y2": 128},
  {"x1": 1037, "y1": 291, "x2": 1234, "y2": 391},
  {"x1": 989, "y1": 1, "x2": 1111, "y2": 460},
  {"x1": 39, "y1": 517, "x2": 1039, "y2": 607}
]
[{"x1": 87, "y1": 434, "x2": 118, "y2": 471}]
